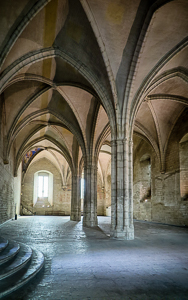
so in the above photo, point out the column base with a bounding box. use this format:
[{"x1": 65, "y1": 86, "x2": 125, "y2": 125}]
[
  {"x1": 70, "y1": 212, "x2": 81, "y2": 221},
  {"x1": 83, "y1": 216, "x2": 98, "y2": 227},
  {"x1": 110, "y1": 226, "x2": 134, "y2": 240}
]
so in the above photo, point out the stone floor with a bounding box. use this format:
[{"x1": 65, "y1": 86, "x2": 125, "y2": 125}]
[{"x1": 0, "y1": 216, "x2": 188, "y2": 300}]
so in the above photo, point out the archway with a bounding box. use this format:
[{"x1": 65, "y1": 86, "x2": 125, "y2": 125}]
[
  {"x1": 20, "y1": 149, "x2": 72, "y2": 216},
  {"x1": 97, "y1": 144, "x2": 111, "y2": 217}
]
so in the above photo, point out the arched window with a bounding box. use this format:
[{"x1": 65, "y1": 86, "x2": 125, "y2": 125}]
[
  {"x1": 38, "y1": 172, "x2": 49, "y2": 197},
  {"x1": 33, "y1": 171, "x2": 53, "y2": 206}
]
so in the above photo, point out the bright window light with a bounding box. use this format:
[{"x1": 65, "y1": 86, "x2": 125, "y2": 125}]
[
  {"x1": 43, "y1": 176, "x2": 48, "y2": 197},
  {"x1": 38, "y1": 175, "x2": 48, "y2": 197},
  {"x1": 81, "y1": 178, "x2": 84, "y2": 199},
  {"x1": 38, "y1": 176, "x2": 43, "y2": 197}
]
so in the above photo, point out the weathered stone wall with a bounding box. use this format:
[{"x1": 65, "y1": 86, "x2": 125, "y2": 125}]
[
  {"x1": 133, "y1": 110, "x2": 188, "y2": 226},
  {"x1": 21, "y1": 158, "x2": 71, "y2": 215},
  {"x1": 97, "y1": 173, "x2": 105, "y2": 215},
  {"x1": 97, "y1": 161, "x2": 111, "y2": 216},
  {"x1": 133, "y1": 150, "x2": 152, "y2": 221},
  {"x1": 0, "y1": 95, "x2": 15, "y2": 224},
  {"x1": 105, "y1": 161, "x2": 111, "y2": 216},
  {"x1": 105, "y1": 174, "x2": 111, "y2": 215},
  {"x1": 180, "y1": 140, "x2": 188, "y2": 201},
  {"x1": 0, "y1": 151, "x2": 15, "y2": 225},
  {"x1": 14, "y1": 164, "x2": 22, "y2": 216}
]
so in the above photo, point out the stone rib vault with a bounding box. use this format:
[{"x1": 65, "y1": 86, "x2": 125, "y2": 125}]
[{"x1": 0, "y1": 1, "x2": 188, "y2": 296}]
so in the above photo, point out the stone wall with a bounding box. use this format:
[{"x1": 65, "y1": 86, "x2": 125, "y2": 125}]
[
  {"x1": 133, "y1": 151, "x2": 152, "y2": 221},
  {"x1": 0, "y1": 152, "x2": 15, "y2": 225},
  {"x1": 105, "y1": 174, "x2": 111, "y2": 215},
  {"x1": 104, "y1": 161, "x2": 111, "y2": 216},
  {"x1": 97, "y1": 162, "x2": 112, "y2": 216},
  {"x1": 180, "y1": 140, "x2": 188, "y2": 201},
  {"x1": 14, "y1": 164, "x2": 22, "y2": 216},
  {"x1": 133, "y1": 110, "x2": 188, "y2": 226},
  {"x1": 21, "y1": 158, "x2": 71, "y2": 216},
  {"x1": 0, "y1": 96, "x2": 15, "y2": 224},
  {"x1": 97, "y1": 173, "x2": 105, "y2": 215}
]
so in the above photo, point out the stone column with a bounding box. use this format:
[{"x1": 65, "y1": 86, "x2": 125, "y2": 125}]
[
  {"x1": 129, "y1": 138, "x2": 134, "y2": 231},
  {"x1": 83, "y1": 159, "x2": 98, "y2": 227},
  {"x1": 70, "y1": 174, "x2": 81, "y2": 221},
  {"x1": 111, "y1": 140, "x2": 117, "y2": 232},
  {"x1": 110, "y1": 138, "x2": 134, "y2": 239}
]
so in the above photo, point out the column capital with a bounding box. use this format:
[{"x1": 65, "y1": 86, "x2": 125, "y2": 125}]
[
  {"x1": 116, "y1": 139, "x2": 124, "y2": 145},
  {"x1": 111, "y1": 137, "x2": 133, "y2": 145},
  {"x1": 72, "y1": 174, "x2": 80, "y2": 180},
  {"x1": 84, "y1": 157, "x2": 98, "y2": 171},
  {"x1": 85, "y1": 164, "x2": 98, "y2": 171},
  {"x1": 129, "y1": 138, "x2": 133, "y2": 146},
  {"x1": 122, "y1": 137, "x2": 133, "y2": 144},
  {"x1": 111, "y1": 139, "x2": 116, "y2": 146}
]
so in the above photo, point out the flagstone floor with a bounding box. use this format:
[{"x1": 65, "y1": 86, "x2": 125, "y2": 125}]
[{"x1": 1, "y1": 216, "x2": 188, "y2": 300}]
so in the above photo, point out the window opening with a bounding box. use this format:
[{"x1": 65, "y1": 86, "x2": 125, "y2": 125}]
[
  {"x1": 33, "y1": 171, "x2": 53, "y2": 206},
  {"x1": 38, "y1": 174, "x2": 49, "y2": 197},
  {"x1": 81, "y1": 178, "x2": 84, "y2": 199}
]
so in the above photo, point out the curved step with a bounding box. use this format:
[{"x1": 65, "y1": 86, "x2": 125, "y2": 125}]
[
  {"x1": 0, "y1": 249, "x2": 44, "y2": 299},
  {"x1": 0, "y1": 243, "x2": 32, "y2": 280},
  {"x1": 0, "y1": 242, "x2": 20, "y2": 266},
  {"x1": 0, "y1": 238, "x2": 8, "y2": 253}
]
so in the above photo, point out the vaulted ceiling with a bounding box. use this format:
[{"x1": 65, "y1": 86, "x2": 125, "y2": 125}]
[{"x1": 0, "y1": 0, "x2": 187, "y2": 177}]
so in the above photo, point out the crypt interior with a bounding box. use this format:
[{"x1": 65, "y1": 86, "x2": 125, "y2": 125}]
[{"x1": 0, "y1": 0, "x2": 188, "y2": 299}]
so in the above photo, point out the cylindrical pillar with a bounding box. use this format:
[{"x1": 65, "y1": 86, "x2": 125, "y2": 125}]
[
  {"x1": 83, "y1": 159, "x2": 98, "y2": 227},
  {"x1": 70, "y1": 174, "x2": 81, "y2": 221},
  {"x1": 110, "y1": 137, "x2": 134, "y2": 239}
]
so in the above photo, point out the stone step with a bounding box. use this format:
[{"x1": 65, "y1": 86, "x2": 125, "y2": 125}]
[
  {"x1": 0, "y1": 241, "x2": 20, "y2": 266},
  {"x1": 0, "y1": 238, "x2": 8, "y2": 253},
  {"x1": 0, "y1": 248, "x2": 44, "y2": 299},
  {"x1": 0, "y1": 243, "x2": 32, "y2": 280}
]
